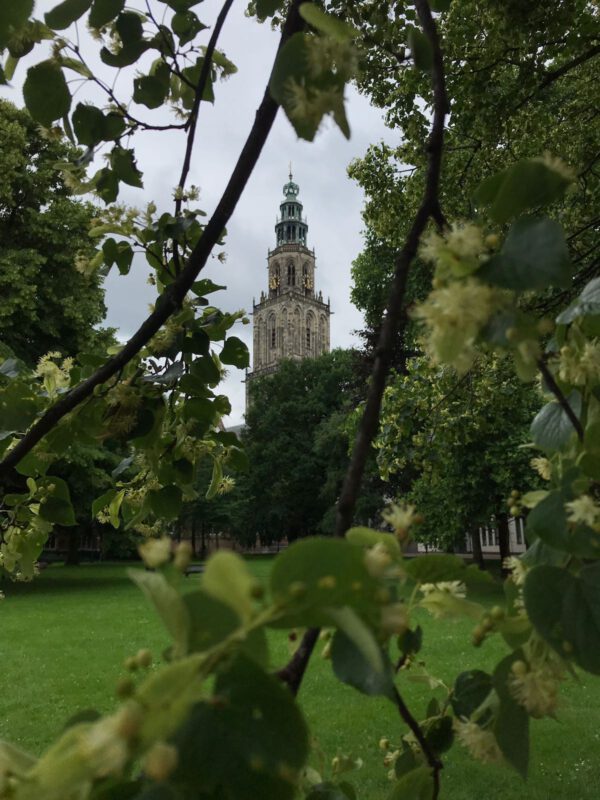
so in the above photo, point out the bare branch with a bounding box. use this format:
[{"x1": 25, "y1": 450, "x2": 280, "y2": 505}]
[
  {"x1": 175, "y1": 0, "x2": 235, "y2": 219},
  {"x1": 0, "y1": 0, "x2": 306, "y2": 481}
]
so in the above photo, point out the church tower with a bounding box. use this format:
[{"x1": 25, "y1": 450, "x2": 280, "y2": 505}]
[{"x1": 246, "y1": 171, "x2": 331, "y2": 399}]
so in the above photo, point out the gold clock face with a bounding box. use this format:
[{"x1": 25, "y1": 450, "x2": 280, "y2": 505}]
[
  {"x1": 269, "y1": 275, "x2": 280, "y2": 290},
  {"x1": 303, "y1": 275, "x2": 313, "y2": 289}
]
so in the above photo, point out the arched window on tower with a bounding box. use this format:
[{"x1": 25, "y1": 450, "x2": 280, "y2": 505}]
[
  {"x1": 268, "y1": 314, "x2": 276, "y2": 353},
  {"x1": 287, "y1": 261, "x2": 295, "y2": 286},
  {"x1": 319, "y1": 315, "x2": 327, "y2": 353},
  {"x1": 306, "y1": 312, "x2": 315, "y2": 354}
]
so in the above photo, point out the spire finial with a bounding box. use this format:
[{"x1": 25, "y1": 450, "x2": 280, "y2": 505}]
[{"x1": 288, "y1": 161, "x2": 293, "y2": 181}]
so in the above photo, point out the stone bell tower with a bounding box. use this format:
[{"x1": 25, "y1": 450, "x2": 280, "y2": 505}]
[{"x1": 246, "y1": 170, "x2": 331, "y2": 401}]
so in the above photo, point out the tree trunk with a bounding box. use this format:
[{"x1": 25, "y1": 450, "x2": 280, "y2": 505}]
[
  {"x1": 191, "y1": 517, "x2": 197, "y2": 557},
  {"x1": 497, "y1": 511, "x2": 511, "y2": 575},
  {"x1": 64, "y1": 530, "x2": 81, "y2": 566},
  {"x1": 200, "y1": 522, "x2": 207, "y2": 560},
  {"x1": 471, "y1": 525, "x2": 485, "y2": 569}
]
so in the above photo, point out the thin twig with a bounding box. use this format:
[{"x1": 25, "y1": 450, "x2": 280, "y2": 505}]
[
  {"x1": 514, "y1": 42, "x2": 600, "y2": 112},
  {"x1": 275, "y1": 628, "x2": 320, "y2": 695},
  {"x1": 175, "y1": 0, "x2": 235, "y2": 219},
  {"x1": 393, "y1": 686, "x2": 442, "y2": 796},
  {"x1": 537, "y1": 358, "x2": 584, "y2": 441},
  {"x1": 0, "y1": 0, "x2": 306, "y2": 480}
]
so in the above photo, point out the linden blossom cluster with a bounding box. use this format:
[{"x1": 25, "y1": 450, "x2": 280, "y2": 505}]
[
  {"x1": 34, "y1": 352, "x2": 74, "y2": 397},
  {"x1": 413, "y1": 222, "x2": 509, "y2": 374}
]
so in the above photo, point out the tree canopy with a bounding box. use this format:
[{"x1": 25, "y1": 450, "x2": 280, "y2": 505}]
[{"x1": 0, "y1": 100, "x2": 112, "y2": 365}]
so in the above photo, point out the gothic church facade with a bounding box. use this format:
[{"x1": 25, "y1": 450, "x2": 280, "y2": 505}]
[{"x1": 246, "y1": 173, "x2": 331, "y2": 398}]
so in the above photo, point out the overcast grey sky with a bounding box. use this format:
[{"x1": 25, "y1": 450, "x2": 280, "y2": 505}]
[{"x1": 2, "y1": 0, "x2": 396, "y2": 425}]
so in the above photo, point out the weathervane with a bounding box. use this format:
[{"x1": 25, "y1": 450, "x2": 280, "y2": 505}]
[{"x1": 288, "y1": 161, "x2": 293, "y2": 181}]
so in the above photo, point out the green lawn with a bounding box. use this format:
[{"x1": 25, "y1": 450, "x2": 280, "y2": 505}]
[{"x1": 1, "y1": 560, "x2": 599, "y2": 798}]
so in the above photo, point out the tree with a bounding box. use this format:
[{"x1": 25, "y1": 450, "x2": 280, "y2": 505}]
[
  {"x1": 1, "y1": 3, "x2": 600, "y2": 800},
  {"x1": 376, "y1": 356, "x2": 540, "y2": 557},
  {"x1": 0, "y1": 100, "x2": 113, "y2": 364},
  {"x1": 241, "y1": 349, "x2": 384, "y2": 540}
]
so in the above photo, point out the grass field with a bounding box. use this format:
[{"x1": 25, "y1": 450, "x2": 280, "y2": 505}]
[{"x1": 1, "y1": 560, "x2": 600, "y2": 799}]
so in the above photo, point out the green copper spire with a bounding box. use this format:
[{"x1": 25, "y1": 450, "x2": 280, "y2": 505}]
[{"x1": 275, "y1": 168, "x2": 307, "y2": 247}]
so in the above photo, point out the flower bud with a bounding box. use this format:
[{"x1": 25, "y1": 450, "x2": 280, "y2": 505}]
[
  {"x1": 288, "y1": 581, "x2": 307, "y2": 599},
  {"x1": 485, "y1": 233, "x2": 499, "y2": 248},
  {"x1": 379, "y1": 737, "x2": 390, "y2": 751},
  {"x1": 174, "y1": 542, "x2": 192, "y2": 572},
  {"x1": 318, "y1": 575, "x2": 336, "y2": 590},
  {"x1": 144, "y1": 742, "x2": 178, "y2": 782},
  {"x1": 116, "y1": 677, "x2": 135, "y2": 699},
  {"x1": 136, "y1": 649, "x2": 152, "y2": 668}
]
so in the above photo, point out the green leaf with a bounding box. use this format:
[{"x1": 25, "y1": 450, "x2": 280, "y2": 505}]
[
  {"x1": 39, "y1": 496, "x2": 77, "y2": 526},
  {"x1": 171, "y1": 10, "x2": 206, "y2": 45},
  {"x1": 191, "y1": 279, "x2": 226, "y2": 296},
  {"x1": 493, "y1": 653, "x2": 529, "y2": 777},
  {"x1": 397, "y1": 625, "x2": 423, "y2": 657},
  {"x1": 556, "y1": 277, "x2": 600, "y2": 325},
  {"x1": 202, "y1": 550, "x2": 257, "y2": 623},
  {"x1": 269, "y1": 32, "x2": 350, "y2": 142},
  {"x1": 45, "y1": 0, "x2": 93, "y2": 29},
  {"x1": 299, "y1": 4, "x2": 359, "y2": 41},
  {"x1": 109, "y1": 146, "x2": 143, "y2": 187},
  {"x1": 530, "y1": 390, "x2": 581, "y2": 451},
  {"x1": 190, "y1": 354, "x2": 221, "y2": 385},
  {"x1": 148, "y1": 485, "x2": 182, "y2": 521},
  {"x1": 128, "y1": 569, "x2": 189, "y2": 657},
  {"x1": 0, "y1": 1, "x2": 34, "y2": 48},
  {"x1": 92, "y1": 488, "x2": 118, "y2": 518},
  {"x1": 479, "y1": 217, "x2": 572, "y2": 291},
  {"x1": 89, "y1": 0, "x2": 125, "y2": 28},
  {"x1": 256, "y1": 0, "x2": 282, "y2": 18},
  {"x1": 525, "y1": 563, "x2": 600, "y2": 674},
  {"x1": 388, "y1": 765, "x2": 434, "y2": 800},
  {"x1": 429, "y1": 0, "x2": 452, "y2": 9},
  {"x1": 331, "y1": 621, "x2": 394, "y2": 698},
  {"x1": 102, "y1": 111, "x2": 127, "y2": 140},
  {"x1": 133, "y1": 74, "x2": 168, "y2": 108},
  {"x1": 171, "y1": 655, "x2": 309, "y2": 800},
  {"x1": 183, "y1": 589, "x2": 241, "y2": 652},
  {"x1": 404, "y1": 553, "x2": 466, "y2": 583},
  {"x1": 23, "y1": 61, "x2": 71, "y2": 127},
  {"x1": 407, "y1": 27, "x2": 433, "y2": 72},
  {"x1": 220, "y1": 336, "x2": 250, "y2": 369},
  {"x1": 525, "y1": 491, "x2": 569, "y2": 551},
  {"x1": 451, "y1": 670, "x2": 493, "y2": 720},
  {"x1": 473, "y1": 159, "x2": 573, "y2": 224},
  {"x1": 95, "y1": 167, "x2": 119, "y2": 203},
  {"x1": 15, "y1": 449, "x2": 51, "y2": 478},
  {"x1": 72, "y1": 102, "x2": 105, "y2": 146},
  {"x1": 346, "y1": 526, "x2": 401, "y2": 558},
  {"x1": 269, "y1": 537, "x2": 380, "y2": 628}
]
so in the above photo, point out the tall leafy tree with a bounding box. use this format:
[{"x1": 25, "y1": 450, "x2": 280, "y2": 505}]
[
  {"x1": 0, "y1": 100, "x2": 112, "y2": 364},
  {"x1": 377, "y1": 356, "x2": 541, "y2": 560},
  {"x1": 241, "y1": 349, "x2": 385, "y2": 541}
]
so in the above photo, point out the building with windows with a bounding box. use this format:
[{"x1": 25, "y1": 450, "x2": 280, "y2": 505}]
[{"x1": 246, "y1": 172, "x2": 331, "y2": 402}]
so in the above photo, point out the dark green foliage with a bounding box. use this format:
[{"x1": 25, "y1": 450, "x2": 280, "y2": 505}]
[
  {"x1": 240, "y1": 350, "x2": 384, "y2": 542},
  {"x1": 0, "y1": 100, "x2": 112, "y2": 364}
]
